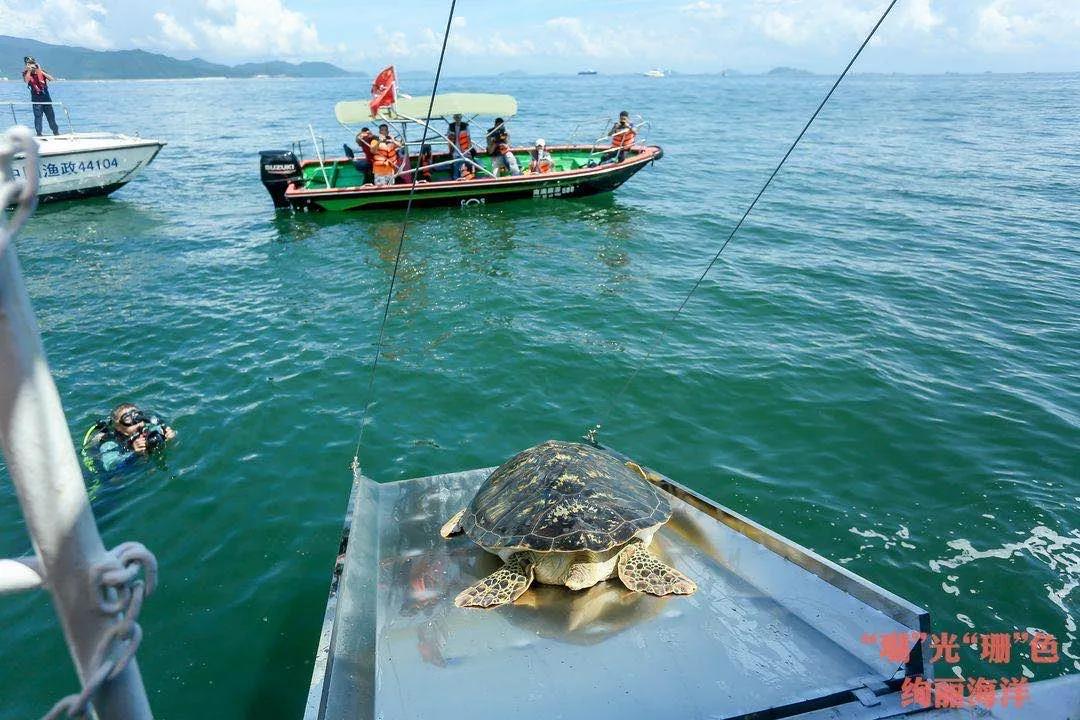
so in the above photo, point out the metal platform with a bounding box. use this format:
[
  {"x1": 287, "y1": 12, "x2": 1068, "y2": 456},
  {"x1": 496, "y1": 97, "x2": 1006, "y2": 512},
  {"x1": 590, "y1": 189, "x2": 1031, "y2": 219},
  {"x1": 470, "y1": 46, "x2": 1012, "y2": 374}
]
[{"x1": 304, "y1": 450, "x2": 950, "y2": 720}]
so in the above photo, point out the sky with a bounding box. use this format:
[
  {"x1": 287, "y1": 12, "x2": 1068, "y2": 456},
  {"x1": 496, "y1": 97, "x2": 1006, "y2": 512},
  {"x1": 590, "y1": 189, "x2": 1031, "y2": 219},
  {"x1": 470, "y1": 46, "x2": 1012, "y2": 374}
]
[{"x1": 1, "y1": 0, "x2": 1078, "y2": 74}]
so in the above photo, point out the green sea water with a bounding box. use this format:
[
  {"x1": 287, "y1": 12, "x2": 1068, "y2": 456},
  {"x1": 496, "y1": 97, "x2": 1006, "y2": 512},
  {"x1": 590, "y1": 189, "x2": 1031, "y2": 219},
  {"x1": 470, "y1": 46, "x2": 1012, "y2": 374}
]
[{"x1": 1, "y1": 73, "x2": 1077, "y2": 717}]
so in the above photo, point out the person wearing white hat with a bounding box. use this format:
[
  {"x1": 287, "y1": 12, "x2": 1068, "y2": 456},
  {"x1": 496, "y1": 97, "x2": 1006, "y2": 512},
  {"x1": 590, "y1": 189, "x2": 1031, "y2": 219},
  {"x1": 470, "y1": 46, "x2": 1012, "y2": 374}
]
[{"x1": 529, "y1": 138, "x2": 554, "y2": 174}]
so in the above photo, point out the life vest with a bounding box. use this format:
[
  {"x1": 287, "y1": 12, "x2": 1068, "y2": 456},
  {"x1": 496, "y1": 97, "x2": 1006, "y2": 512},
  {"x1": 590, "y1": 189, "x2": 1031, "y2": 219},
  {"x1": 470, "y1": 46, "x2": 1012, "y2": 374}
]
[
  {"x1": 449, "y1": 123, "x2": 471, "y2": 151},
  {"x1": 372, "y1": 137, "x2": 398, "y2": 176},
  {"x1": 24, "y1": 68, "x2": 48, "y2": 95},
  {"x1": 531, "y1": 155, "x2": 553, "y2": 173},
  {"x1": 610, "y1": 124, "x2": 636, "y2": 149},
  {"x1": 417, "y1": 155, "x2": 433, "y2": 181}
]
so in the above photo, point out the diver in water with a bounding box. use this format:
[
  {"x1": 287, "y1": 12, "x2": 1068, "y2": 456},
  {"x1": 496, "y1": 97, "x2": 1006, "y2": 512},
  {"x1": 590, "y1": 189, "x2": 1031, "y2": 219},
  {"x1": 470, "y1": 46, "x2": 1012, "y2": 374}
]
[{"x1": 82, "y1": 403, "x2": 176, "y2": 474}]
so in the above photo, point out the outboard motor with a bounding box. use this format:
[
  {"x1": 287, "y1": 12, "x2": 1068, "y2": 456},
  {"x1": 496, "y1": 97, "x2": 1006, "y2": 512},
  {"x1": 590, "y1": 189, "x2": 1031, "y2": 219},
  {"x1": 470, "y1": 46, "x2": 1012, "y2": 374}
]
[{"x1": 259, "y1": 150, "x2": 301, "y2": 209}]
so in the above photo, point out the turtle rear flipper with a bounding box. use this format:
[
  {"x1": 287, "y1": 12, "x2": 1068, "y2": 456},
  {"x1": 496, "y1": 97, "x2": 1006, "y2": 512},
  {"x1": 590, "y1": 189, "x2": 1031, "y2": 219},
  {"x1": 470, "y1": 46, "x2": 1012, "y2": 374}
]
[
  {"x1": 455, "y1": 553, "x2": 534, "y2": 608},
  {"x1": 617, "y1": 541, "x2": 696, "y2": 596},
  {"x1": 440, "y1": 509, "x2": 466, "y2": 538}
]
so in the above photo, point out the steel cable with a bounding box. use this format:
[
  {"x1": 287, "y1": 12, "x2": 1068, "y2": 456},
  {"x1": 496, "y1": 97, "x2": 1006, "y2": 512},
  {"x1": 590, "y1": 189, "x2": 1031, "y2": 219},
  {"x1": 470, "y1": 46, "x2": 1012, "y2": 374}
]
[
  {"x1": 352, "y1": 0, "x2": 458, "y2": 471},
  {"x1": 588, "y1": 0, "x2": 900, "y2": 442}
]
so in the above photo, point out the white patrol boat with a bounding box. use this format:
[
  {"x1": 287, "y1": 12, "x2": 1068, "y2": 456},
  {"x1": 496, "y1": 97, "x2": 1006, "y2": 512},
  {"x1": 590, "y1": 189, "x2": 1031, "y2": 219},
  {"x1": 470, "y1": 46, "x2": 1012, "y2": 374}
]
[{"x1": 4, "y1": 102, "x2": 164, "y2": 205}]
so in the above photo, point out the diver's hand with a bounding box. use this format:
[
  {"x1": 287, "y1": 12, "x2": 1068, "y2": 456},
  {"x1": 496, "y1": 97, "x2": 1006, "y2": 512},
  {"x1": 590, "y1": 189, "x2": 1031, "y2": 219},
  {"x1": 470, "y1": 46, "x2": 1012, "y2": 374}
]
[
  {"x1": 131, "y1": 435, "x2": 148, "y2": 454},
  {"x1": 164, "y1": 426, "x2": 176, "y2": 440}
]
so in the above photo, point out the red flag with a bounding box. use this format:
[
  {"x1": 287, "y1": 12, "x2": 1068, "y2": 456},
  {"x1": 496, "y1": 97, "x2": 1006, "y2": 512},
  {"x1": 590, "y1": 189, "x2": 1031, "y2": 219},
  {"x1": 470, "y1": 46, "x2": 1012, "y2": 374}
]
[{"x1": 369, "y1": 65, "x2": 397, "y2": 117}]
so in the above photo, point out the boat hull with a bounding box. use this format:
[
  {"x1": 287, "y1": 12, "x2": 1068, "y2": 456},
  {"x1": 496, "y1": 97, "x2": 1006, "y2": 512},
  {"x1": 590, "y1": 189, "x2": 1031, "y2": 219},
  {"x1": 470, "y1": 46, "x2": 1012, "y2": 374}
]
[
  {"x1": 8, "y1": 133, "x2": 165, "y2": 205},
  {"x1": 282, "y1": 145, "x2": 662, "y2": 212}
]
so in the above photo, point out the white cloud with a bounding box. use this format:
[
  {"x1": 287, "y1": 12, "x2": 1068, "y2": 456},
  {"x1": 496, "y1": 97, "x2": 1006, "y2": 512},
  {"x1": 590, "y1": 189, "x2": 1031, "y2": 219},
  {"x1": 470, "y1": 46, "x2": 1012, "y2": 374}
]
[
  {"x1": 969, "y1": 0, "x2": 1080, "y2": 51},
  {"x1": 758, "y1": 10, "x2": 803, "y2": 44},
  {"x1": 152, "y1": 12, "x2": 197, "y2": 51},
  {"x1": 681, "y1": 1, "x2": 726, "y2": 20},
  {"x1": 752, "y1": 1, "x2": 879, "y2": 47},
  {"x1": 0, "y1": 0, "x2": 111, "y2": 49},
  {"x1": 193, "y1": 0, "x2": 325, "y2": 59},
  {"x1": 544, "y1": 16, "x2": 649, "y2": 59},
  {"x1": 374, "y1": 26, "x2": 411, "y2": 58},
  {"x1": 900, "y1": 0, "x2": 944, "y2": 32}
]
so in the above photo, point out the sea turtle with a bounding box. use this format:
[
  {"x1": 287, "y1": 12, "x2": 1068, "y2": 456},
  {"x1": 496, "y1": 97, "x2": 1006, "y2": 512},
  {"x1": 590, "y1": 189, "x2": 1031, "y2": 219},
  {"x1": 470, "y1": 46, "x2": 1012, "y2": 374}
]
[{"x1": 440, "y1": 440, "x2": 696, "y2": 608}]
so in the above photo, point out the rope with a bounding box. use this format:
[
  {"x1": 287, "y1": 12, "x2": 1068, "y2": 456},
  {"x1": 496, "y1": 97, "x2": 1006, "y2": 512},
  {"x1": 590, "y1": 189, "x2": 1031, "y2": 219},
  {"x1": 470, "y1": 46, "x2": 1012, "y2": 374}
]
[
  {"x1": 0, "y1": 127, "x2": 40, "y2": 256},
  {"x1": 42, "y1": 542, "x2": 157, "y2": 720},
  {"x1": 352, "y1": 0, "x2": 458, "y2": 472},
  {"x1": 587, "y1": 0, "x2": 900, "y2": 443}
]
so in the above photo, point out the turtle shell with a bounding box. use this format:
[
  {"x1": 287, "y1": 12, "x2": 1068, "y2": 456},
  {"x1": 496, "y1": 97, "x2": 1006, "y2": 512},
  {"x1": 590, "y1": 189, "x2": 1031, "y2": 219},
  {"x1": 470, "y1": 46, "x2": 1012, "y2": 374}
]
[{"x1": 460, "y1": 440, "x2": 671, "y2": 553}]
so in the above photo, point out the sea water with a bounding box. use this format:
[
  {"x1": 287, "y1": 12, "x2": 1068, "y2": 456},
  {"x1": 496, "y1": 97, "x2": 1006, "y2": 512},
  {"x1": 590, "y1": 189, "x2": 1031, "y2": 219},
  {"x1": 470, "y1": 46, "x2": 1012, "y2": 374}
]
[{"x1": 0, "y1": 73, "x2": 1077, "y2": 717}]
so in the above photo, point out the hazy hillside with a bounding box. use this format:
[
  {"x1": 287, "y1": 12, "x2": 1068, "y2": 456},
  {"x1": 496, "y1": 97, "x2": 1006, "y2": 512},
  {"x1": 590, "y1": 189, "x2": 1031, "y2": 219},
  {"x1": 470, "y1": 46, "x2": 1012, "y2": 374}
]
[{"x1": 1, "y1": 36, "x2": 360, "y2": 80}]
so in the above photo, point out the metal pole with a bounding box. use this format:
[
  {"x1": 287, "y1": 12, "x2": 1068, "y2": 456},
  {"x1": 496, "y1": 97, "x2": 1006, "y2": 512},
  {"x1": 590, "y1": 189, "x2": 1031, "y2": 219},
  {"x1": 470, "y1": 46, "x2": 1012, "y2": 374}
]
[
  {"x1": 0, "y1": 126, "x2": 153, "y2": 719},
  {"x1": 308, "y1": 123, "x2": 331, "y2": 188}
]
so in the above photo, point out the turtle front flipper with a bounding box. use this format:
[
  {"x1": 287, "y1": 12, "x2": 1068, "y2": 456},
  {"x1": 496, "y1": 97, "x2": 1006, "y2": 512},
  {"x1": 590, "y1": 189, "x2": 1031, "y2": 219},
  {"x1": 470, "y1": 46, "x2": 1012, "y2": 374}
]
[
  {"x1": 616, "y1": 541, "x2": 696, "y2": 597},
  {"x1": 454, "y1": 553, "x2": 534, "y2": 609},
  {"x1": 440, "y1": 509, "x2": 466, "y2": 538}
]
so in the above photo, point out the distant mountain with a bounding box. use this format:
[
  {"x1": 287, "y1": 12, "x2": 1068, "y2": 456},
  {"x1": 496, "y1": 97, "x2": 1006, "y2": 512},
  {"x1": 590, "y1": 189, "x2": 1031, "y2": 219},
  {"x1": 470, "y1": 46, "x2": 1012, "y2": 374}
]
[
  {"x1": 0, "y1": 35, "x2": 360, "y2": 80},
  {"x1": 767, "y1": 66, "x2": 813, "y2": 76}
]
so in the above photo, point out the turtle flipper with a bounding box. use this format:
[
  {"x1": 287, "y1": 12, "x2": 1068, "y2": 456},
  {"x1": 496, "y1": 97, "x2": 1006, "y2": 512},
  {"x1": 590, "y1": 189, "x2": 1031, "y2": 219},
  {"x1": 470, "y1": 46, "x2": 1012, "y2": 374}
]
[
  {"x1": 617, "y1": 541, "x2": 696, "y2": 596},
  {"x1": 440, "y1": 509, "x2": 466, "y2": 538},
  {"x1": 455, "y1": 553, "x2": 534, "y2": 609}
]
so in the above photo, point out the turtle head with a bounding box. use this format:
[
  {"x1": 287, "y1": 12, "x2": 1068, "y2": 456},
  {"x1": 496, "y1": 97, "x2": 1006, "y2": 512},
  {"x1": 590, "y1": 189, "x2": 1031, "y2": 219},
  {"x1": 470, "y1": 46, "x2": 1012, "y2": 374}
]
[{"x1": 564, "y1": 564, "x2": 597, "y2": 591}]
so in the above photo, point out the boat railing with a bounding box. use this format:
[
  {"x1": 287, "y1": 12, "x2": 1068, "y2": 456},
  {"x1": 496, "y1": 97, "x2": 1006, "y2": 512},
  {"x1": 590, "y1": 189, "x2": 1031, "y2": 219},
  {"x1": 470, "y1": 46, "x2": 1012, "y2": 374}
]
[
  {"x1": 290, "y1": 136, "x2": 327, "y2": 165},
  {"x1": 4, "y1": 101, "x2": 76, "y2": 135},
  {"x1": 0, "y1": 125, "x2": 155, "y2": 719},
  {"x1": 567, "y1": 115, "x2": 612, "y2": 144},
  {"x1": 582, "y1": 117, "x2": 653, "y2": 162},
  {"x1": 391, "y1": 111, "x2": 497, "y2": 179}
]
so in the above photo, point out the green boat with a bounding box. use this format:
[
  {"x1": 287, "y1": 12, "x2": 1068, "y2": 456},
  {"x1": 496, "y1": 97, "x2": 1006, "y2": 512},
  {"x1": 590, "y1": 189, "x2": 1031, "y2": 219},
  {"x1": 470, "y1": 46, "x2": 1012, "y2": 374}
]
[{"x1": 259, "y1": 93, "x2": 662, "y2": 212}]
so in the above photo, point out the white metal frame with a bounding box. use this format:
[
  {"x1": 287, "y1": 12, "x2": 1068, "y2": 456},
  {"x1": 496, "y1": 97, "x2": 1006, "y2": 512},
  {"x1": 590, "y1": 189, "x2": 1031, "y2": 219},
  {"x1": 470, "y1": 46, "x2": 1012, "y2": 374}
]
[
  {"x1": 0, "y1": 125, "x2": 153, "y2": 719},
  {"x1": 5, "y1": 101, "x2": 76, "y2": 135}
]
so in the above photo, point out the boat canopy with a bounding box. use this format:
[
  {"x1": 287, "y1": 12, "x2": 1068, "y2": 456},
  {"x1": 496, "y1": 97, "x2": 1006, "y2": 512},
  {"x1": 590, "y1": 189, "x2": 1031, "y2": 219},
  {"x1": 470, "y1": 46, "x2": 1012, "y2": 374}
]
[{"x1": 335, "y1": 93, "x2": 518, "y2": 125}]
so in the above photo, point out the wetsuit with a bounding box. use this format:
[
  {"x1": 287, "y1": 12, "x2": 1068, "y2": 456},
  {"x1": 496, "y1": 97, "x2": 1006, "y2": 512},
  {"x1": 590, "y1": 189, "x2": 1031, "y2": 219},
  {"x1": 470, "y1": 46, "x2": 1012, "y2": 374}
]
[{"x1": 84, "y1": 419, "x2": 170, "y2": 473}]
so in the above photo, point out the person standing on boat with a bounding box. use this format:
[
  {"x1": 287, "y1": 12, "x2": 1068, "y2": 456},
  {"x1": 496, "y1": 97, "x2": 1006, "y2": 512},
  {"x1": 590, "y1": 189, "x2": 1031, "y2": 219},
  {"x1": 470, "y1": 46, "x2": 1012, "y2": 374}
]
[
  {"x1": 447, "y1": 113, "x2": 474, "y2": 180},
  {"x1": 354, "y1": 127, "x2": 376, "y2": 185},
  {"x1": 605, "y1": 111, "x2": 637, "y2": 162},
  {"x1": 21, "y1": 56, "x2": 60, "y2": 137},
  {"x1": 371, "y1": 123, "x2": 400, "y2": 186},
  {"x1": 486, "y1": 118, "x2": 520, "y2": 177}
]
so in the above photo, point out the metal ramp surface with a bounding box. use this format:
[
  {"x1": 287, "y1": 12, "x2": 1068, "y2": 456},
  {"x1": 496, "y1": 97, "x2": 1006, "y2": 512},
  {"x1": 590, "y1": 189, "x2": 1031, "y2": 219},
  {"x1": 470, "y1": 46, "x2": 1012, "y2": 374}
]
[
  {"x1": 306, "y1": 452, "x2": 935, "y2": 720},
  {"x1": 304, "y1": 28, "x2": 911, "y2": 720}
]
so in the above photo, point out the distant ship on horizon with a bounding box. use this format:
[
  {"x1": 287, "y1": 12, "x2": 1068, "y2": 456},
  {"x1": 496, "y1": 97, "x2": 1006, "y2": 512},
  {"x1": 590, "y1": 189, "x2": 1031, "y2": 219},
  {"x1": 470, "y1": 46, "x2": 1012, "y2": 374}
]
[
  {"x1": 643, "y1": 68, "x2": 666, "y2": 78},
  {"x1": 577, "y1": 69, "x2": 598, "y2": 75}
]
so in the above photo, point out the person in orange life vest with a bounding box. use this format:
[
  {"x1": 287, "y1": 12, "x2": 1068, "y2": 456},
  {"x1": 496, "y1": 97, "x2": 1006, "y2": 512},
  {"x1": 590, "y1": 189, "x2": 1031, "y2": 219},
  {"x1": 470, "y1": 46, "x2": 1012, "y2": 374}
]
[
  {"x1": 371, "y1": 124, "x2": 401, "y2": 186},
  {"x1": 22, "y1": 56, "x2": 60, "y2": 136},
  {"x1": 457, "y1": 162, "x2": 476, "y2": 181},
  {"x1": 528, "y1": 138, "x2": 554, "y2": 174},
  {"x1": 604, "y1": 110, "x2": 637, "y2": 162},
  {"x1": 447, "y1": 113, "x2": 474, "y2": 180},
  {"x1": 486, "y1": 117, "x2": 520, "y2": 177}
]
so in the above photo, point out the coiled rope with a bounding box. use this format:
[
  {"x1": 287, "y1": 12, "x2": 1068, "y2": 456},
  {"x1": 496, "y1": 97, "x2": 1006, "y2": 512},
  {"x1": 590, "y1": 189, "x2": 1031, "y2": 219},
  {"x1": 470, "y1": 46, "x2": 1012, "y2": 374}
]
[{"x1": 587, "y1": 0, "x2": 900, "y2": 443}]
